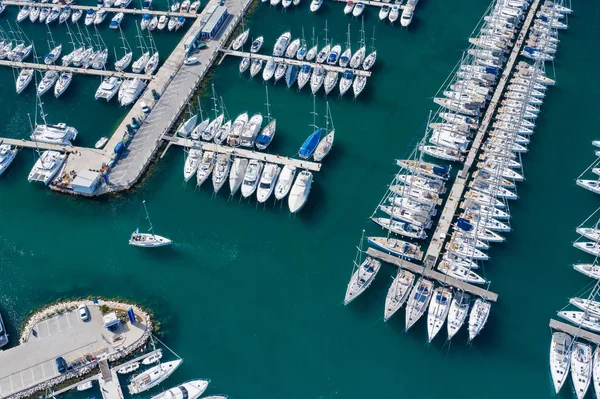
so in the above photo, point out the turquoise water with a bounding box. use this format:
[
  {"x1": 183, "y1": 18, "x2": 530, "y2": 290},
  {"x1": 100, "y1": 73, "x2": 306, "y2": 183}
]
[{"x1": 1, "y1": 0, "x2": 599, "y2": 398}]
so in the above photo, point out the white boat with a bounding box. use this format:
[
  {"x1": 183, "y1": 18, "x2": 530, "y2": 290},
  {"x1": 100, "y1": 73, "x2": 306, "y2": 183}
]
[
  {"x1": 400, "y1": 5, "x2": 414, "y2": 26},
  {"x1": 212, "y1": 153, "x2": 231, "y2": 193},
  {"x1": 117, "y1": 362, "x2": 140, "y2": 375},
  {"x1": 27, "y1": 150, "x2": 66, "y2": 185},
  {"x1": 255, "y1": 119, "x2": 276, "y2": 150},
  {"x1": 438, "y1": 261, "x2": 486, "y2": 284},
  {"x1": 326, "y1": 44, "x2": 341, "y2": 65},
  {"x1": 273, "y1": 32, "x2": 291, "y2": 57},
  {"x1": 84, "y1": 9, "x2": 95, "y2": 25},
  {"x1": 285, "y1": 38, "x2": 300, "y2": 58},
  {"x1": 383, "y1": 269, "x2": 415, "y2": 321},
  {"x1": 316, "y1": 43, "x2": 330, "y2": 64},
  {"x1": 240, "y1": 114, "x2": 262, "y2": 148},
  {"x1": 196, "y1": 151, "x2": 216, "y2": 187},
  {"x1": 142, "y1": 349, "x2": 163, "y2": 365},
  {"x1": 31, "y1": 123, "x2": 78, "y2": 145},
  {"x1": 574, "y1": 264, "x2": 600, "y2": 280},
  {"x1": 213, "y1": 120, "x2": 231, "y2": 144},
  {"x1": 128, "y1": 360, "x2": 183, "y2": 394},
  {"x1": 574, "y1": 241, "x2": 600, "y2": 257},
  {"x1": 150, "y1": 380, "x2": 209, "y2": 399},
  {"x1": 297, "y1": 64, "x2": 312, "y2": 90},
  {"x1": 313, "y1": 130, "x2": 334, "y2": 162},
  {"x1": 177, "y1": 114, "x2": 198, "y2": 137},
  {"x1": 239, "y1": 57, "x2": 250, "y2": 73},
  {"x1": 559, "y1": 311, "x2": 600, "y2": 332},
  {"x1": 446, "y1": 291, "x2": 470, "y2": 340},
  {"x1": 389, "y1": 4, "x2": 400, "y2": 23},
  {"x1": 110, "y1": 12, "x2": 124, "y2": 28},
  {"x1": 352, "y1": 76, "x2": 367, "y2": 98},
  {"x1": 119, "y1": 78, "x2": 146, "y2": 107},
  {"x1": 323, "y1": 71, "x2": 338, "y2": 95},
  {"x1": 262, "y1": 58, "x2": 276, "y2": 81},
  {"x1": 129, "y1": 202, "x2": 172, "y2": 248},
  {"x1": 0, "y1": 144, "x2": 18, "y2": 176},
  {"x1": 189, "y1": 1, "x2": 200, "y2": 12},
  {"x1": 288, "y1": 170, "x2": 313, "y2": 213},
  {"x1": 309, "y1": 0, "x2": 322, "y2": 12},
  {"x1": 343, "y1": 1, "x2": 355, "y2": 15},
  {"x1": 16, "y1": 68, "x2": 34, "y2": 94},
  {"x1": 349, "y1": 46, "x2": 365, "y2": 69},
  {"x1": 44, "y1": 44, "x2": 62, "y2": 65},
  {"x1": 250, "y1": 36, "x2": 264, "y2": 53},
  {"x1": 405, "y1": 278, "x2": 434, "y2": 331},
  {"x1": 310, "y1": 65, "x2": 325, "y2": 94},
  {"x1": 241, "y1": 160, "x2": 264, "y2": 198},
  {"x1": 594, "y1": 347, "x2": 600, "y2": 399},
  {"x1": 571, "y1": 341, "x2": 593, "y2": 399},
  {"x1": 37, "y1": 71, "x2": 59, "y2": 96},
  {"x1": 157, "y1": 15, "x2": 168, "y2": 30},
  {"x1": 132, "y1": 52, "x2": 150, "y2": 73},
  {"x1": 94, "y1": 9, "x2": 107, "y2": 25},
  {"x1": 39, "y1": 7, "x2": 51, "y2": 23},
  {"x1": 76, "y1": 381, "x2": 93, "y2": 392},
  {"x1": 202, "y1": 114, "x2": 224, "y2": 141},
  {"x1": 305, "y1": 45, "x2": 318, "y2": 62},
  {"x1": 232, "y1": 29, "x2": 249, "y2": 51},
  {"x1": 468, "y1": 298, "x2": 490, "y2": 341},
  {"x1": 344, "y1": 256, "x2": 381, "y2": 305},
  {"x1": 148, "y1": 16, "x2": 158, "y2": 31},
  {"x1": 71, "y1": 8, "x2": 82, "y2": 23},
  {"x1": 426, "y1": 287, "x2": 452, "y2": 342},
  {"x1": 577, "y1": 179, "x2": 600, "y2": 196},
  {"x1": 54, "y1": 72, "x2": 72, "y2": 98},
  {"x1": 227, "y1": 113, "x2": 248, "y2": 147},
  {"x1": 363, "y1": 51, "x2": 377, "y2": 70},
  {"x1": 95, "y1": 76, "x2": 122, "y2": 101},
  {"x1": 256, "y1": 163, "x2": 281, "y2": 203},
  {"x1": 229, "y1": 157, "x2": 248, "y2": 195},
  {"x1": 352, "y1": 2, "x2": 364, "y2": 17},
  {"x1": 576, "y1": 227, "x2": 600, "y2": 242},
  {"x1": 379, "y1": 5, "x2": 390, "y2": 20},
  {"x1": 570, "y1": 298, "x2": 600, "y2": 316},
  {"x1": 95, "y1": 137, "x2": 109, "y2": 149},
  {"x1": 274, "y1": 165, "x2": 296, "y2": 200},
  {"x1": 180, "y1": 0, "x2": 191, "y2": 12},
  {"x1": 250, "y1": 59, "x2": 263, "y2": 77},
  {"x1": 17, "y1": 6, "x2": 31, "y2": 22},
  {"x1": 29, "y1": 7, "x2": 40, "y2": 22},
  {"x1": 183, "y1": 148, "x2": 202, "y2": 182}
]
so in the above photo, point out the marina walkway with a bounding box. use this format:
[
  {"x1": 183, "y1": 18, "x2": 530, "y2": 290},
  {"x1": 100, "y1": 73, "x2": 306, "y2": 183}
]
[
  {"x1": 164, "y1": 136, "x2": 322, "y2": 172},
  {"x1": 0, "y1": 60, "x2": 152, "y2": 80},
  {"x1": 331, "y1": 0, "x2": 409, "y2": 9},
  {"x1": 422, "y1": 0, "x2": 541, "y2": 268},
  {"x1": 3, "y1": 0, "x2": 199, "y2": 18},
  {"x1": 219, "y1": 49, "x2": 373, "y2": 77},
  {"x1": 367, "y1": 248, "x2": 498, "y2": 302},
  {"x1": 549, "y1": 319, "x2": 600, "y2": 345}
]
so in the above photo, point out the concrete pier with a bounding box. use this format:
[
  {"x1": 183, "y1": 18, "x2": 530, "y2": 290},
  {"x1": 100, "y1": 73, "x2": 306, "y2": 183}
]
[
  {"x1": 330, "y1": 0, "x2": 409, "y2": 9},
  {"x1": 549, "y1": 319, "x2": 600, "y2": 345},
  {"x1": 0, "y1": 60, "x2": 152, "y2": 80},
  {"x1": 423, "y1": 0, "x2": 541, "y2": 268},
  {"x1": 3, "y1": 0, "x2": 199, "y2": 18}
]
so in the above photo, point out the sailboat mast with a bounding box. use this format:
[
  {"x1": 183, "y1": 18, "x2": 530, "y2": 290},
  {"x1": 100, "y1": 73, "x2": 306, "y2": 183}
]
[
  {"x1": 211, "y1": 84, "x2": 218, "y2": 118},
  {"x1": 265, "y1": 86, "x2": 271, "y2": 123},
  {"x1": 142, "y1": 200, "x2": 155, "y2": 235}
]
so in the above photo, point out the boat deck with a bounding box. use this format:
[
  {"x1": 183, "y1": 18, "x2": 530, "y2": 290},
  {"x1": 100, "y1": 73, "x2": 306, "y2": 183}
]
[
  {"x1": 549, "y1": 319, "x2": 600, "y2": 345},
  {"x1": 367, "y1": 247, "x2": 498, "y2": 302},
  {"x1": 0, "y1": 60, "x2": 153, "y2": 80},
  {"x1": 164, "y1": 136, "x2": 322, "y2": 172},
  {"x1": 219, "y1": 49, "x2": 373, "y2": 77},
  {"x1": 3, "y1": 0, "x2": 199, "y2": 18},
  {"x1": 423, "y1": 0, "x2": 542, "y2": 268}
]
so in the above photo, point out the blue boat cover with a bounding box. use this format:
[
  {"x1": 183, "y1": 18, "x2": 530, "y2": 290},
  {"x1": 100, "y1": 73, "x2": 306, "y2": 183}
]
[
  {"x1": 298, "y1": 128, "x2": 322, "y2": 159},
  {"x1": 456, "y1": 218, "x2": 473, "y2": 231}
]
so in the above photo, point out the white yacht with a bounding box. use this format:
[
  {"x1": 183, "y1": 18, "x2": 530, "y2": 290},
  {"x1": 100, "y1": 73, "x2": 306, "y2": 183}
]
[
  {"x1": 95, "y1": 76, "x2": 122, "y2": 102},
  {"x1": 571, "y1": 341, "x2": 593, "y2": 399},
  {"x1": 31, "y1": 123, "x2": 78, "y2": 145},
  {"x1": 229, "y1": 157, "x2": 248, "y2": 195},
  {"x1": 310, "y1": 65, "x2": 325, "y2": 94},
  {"x1": 240, "y1": 114, "x2": 262, "y2": 147},
  {"x1": 37, "y1": 70, "x2": 59, "y2": 96},
  {"x1": 145, "y1": 52, "x2": 159, "y2": 75},
  {"x1": 273, "y1": 32, "x2": 291, "y2": 57},
  {"x1": 323, "y1": 71, "x2": 338, "y2": 95},
  {"x1": 468, "y1": 298, "x2": 490, "y2": 341},
  {"x1": 94, "y1": 9, "x2": 107, "y2": 25},
  {"x1": 127, "y1": 360, "x2": 183, "y2": 394},
  {"x1": 383, "y1": 269, "x2": 415, "y2": 321},
  {"x1": 16, "y1": 68, "x2": 34, "y2": 94},
  {"x1": 241, "y1": 160, "x2": 264, "y2": 198},
  {"x1": 196, "y1": 151, "x2": 216, "y2": 187},
  {"x1": 438, "y1": 261, "x2": 486, "y2": 285},
  {"x1": 288, "y1": 170, "x2": 313, "y2": 213},
  {"x1": 549, "y1": 332, "x2": 572, "y2": 394},
  {"x1": 84, "y1": 9, "x2": 95, "y2": 25},
  {"x1": 0, "y1": 144, "x2": 18, "y2": 176},
  {"x1": 190, "y1": 118, "x2": 210, "y2": 140},
  {"x1": 150, "y1": 380, "x2": 210, "y2": 399},
  {"x1": 446, "y1": 291, "x2": 470, "y2": 340},
  {"x1": 201, "y1": 114, "x2": 224, "y2": 141},
  {"x1": 115, "y1": 51, "x2": 133, "y2": 71},
  {"x1": 227, "y1": 113, "x2": 248, "y2": 147},
  {"x1": 310, "y1": 0, "x2": 322, "y2": 12},
  {"x1": 212, "y1": 153, "x2": 231, "y2": 193},
  {"x1": 44, "y1": 44, "x2": 62, "y2": 65},
  {"x1": 349, "y1": 46, "x2": 365, "y2": 69},
  {"x1": 183, "y1": 148, "x2": 202, "y2": 182},
  {"x1": 256, "y1": 163, "x2": 281, "y2": 203},
  {"x1": 132, "y1": 52, "x2": 150, "y2": 73},
  {"x1": 157, "y1": 15, "x2": 168, "y2": 30},
  {"x1": 28, "y1": 150, "x2": 66, "y2": 185},
  {"x1": 54, "y1": 72, "x2": 73, "y2": 98},
  {"x1": 574, "y1": 264, "x2": 600, "y2": 280},
  {"x1": 570, "y1": 298, "x2": 600, "y2": 316},
  {"x1": 274, "y1": 165, "x2": 296, "y2": 200},
  {"x1": 574, "y1": 241, "x2": 600, "y2": 257},
  {"x1": 213, "y1": 120, "x2": 231, "y2": 145},
  {"x1": 405, "y1": 278, "x2": 434, "y2": 331},
  {"x1": 177, "y1": 115, "x2": 198, "y2": 137},
  {"x1": 119, "y1": 78, "x2": 146, "y2": 107},
  {"x1": 352, "y1": 76, "x2": 367, "y2": 98},
  {"x1": 285, "y1": 38, "x2": 301, "y2": 58},
  {"x1": 389, "y1": 4, "x2": 400, "y2": 23},
  {"x1": 344, "y1": 257, "x2": 381, "y2": 306},
  {"x1": 400, "y1": 5, "x2": 414, "y2": 26},
  {"x1": 427, "y1": 287, "x2": 452, "y2": 342},
  {"x1": 232, "y1": 29, "x2": 249, "y2": 51}
]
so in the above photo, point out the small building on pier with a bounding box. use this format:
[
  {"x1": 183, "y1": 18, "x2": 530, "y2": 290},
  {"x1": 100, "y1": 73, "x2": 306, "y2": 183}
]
[
  {"x1": 71, "y1": 169, "x2": 101, "y2": 195},
  {"x1": 200, "y1": 5, "x2": 228, "y2": 40}
]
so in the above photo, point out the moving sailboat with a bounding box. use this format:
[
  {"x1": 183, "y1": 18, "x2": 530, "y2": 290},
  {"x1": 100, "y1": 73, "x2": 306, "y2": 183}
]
[{"x1": 129, "y1": 201, "x2": 172, "y2": 248}]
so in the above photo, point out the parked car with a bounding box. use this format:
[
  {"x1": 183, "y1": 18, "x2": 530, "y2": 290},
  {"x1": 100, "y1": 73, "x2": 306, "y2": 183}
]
[{"x1": 78, "y1": 304, "x2": 89, "y2": 321}]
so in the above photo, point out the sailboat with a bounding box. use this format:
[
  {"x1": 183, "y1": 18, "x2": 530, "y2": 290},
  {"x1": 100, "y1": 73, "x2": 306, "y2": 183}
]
[
  {"x1": 313, "y1": 103, "x2": 334, "y2": 162},
  {"x1": 299, "y1": 129, "x2": 322, "y2": 159},
  {"x1": 255, "y1": 87, "x2": 276, "y2": 150},
  {"x1": 426, "y1": 287, "x2": 452, "y2": 342},
  {"x1": 44, "y1": 26, "x2": 62, "y2": 65},
  {"x1": 132, "y1": 26, "x2": 150, "y2": 73},
  {"x1": 129, "y1": 201, "x2": 172, "y2": 247},
  {"x1": 446, "y1": 291, "x2": 470, "y2": 339},
  {"x1": 383, "y1": 268, "x2": 415, "y2": 321},
  {"x1": 350, "y1": 17, "x2": 366, "y2": 68},
  {"x1": 114, "y1": 26, "x2": 133, "y2": 72},
  {"x1": 405, "y1": 278, "x2": 435, "y2": 331},
  {"x1": 571, "y1": 341, "x2": 593, "y2": 399},
  {"x1": 339, "y1": 24, "x2": 352, "y2": 68},
  {"x1": 363, "y1": 27, "x2": 377, "y2": 70},
  {"x1": 344, "y1": 230, "x2": 381, "y2": 305},
  {"x1": 468, "y1": 298, "x2": 490, "y2": 341},
  {"x1": 549, "y1": 332, "x2": 572, "y2": 394},
  {"x1": 229, "y1": 158, "x2": 248, "y2": 195}
]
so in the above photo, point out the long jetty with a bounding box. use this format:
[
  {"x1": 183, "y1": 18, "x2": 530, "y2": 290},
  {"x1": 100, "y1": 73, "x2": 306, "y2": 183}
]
[
  {"x1": 219, "y1": 49, "x2": 373, "y2": 77},
  {"x1": 0, "y1": 60, "x2": 153, "y2": 80},
  {"x1": 330, "y1": 0, "x2": 409, "y2": 9},
  {"x1": 3, "y1": 0, "x2": 199, "y2": 18},
  {"x1": 422, "y1": 0, "x2": 542, "y2": 269},
  {"x1": 164, "y1": 136, "x2": 322, "y2": 172},
  {"x1": 549, "y1": 319, "x2": 600, "y2": 345}
]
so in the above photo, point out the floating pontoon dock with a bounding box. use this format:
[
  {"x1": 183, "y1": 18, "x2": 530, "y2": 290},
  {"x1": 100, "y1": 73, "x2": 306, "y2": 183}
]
[{"x1": 0, "y1": 60, "x2": 152, "y2": 80}]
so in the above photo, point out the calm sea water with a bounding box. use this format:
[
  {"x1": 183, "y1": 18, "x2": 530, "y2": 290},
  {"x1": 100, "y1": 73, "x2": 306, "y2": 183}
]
[{"x1": 0, "y1": 0, "x2": 598, "y2": 398}]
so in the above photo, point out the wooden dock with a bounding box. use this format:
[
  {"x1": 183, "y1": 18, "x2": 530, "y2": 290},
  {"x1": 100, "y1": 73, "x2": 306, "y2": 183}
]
[
  {"x1": 3, "y1": 0, "x2": 199, "y2": 18},
  {"x1": 423, "y1": 0, "x2": 541, "y2": 267},
  {"x1": 367, "y1": 247, "x2": 498, "y2": 302},
  {"x1": 164, "y1": 136, "x2": 322, "y2": 172},
  {"x1": 549, "y1": 319, "x2": 600, "y2": 344},
  {"x1": 219, "y1": 49, "x2": 373, "y2": 77},
  {"x1": 0, "y1": 60, "x2": 153, "y2": 80}
]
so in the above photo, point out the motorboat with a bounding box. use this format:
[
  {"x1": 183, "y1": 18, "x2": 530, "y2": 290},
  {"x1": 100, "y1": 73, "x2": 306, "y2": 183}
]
[
  {"x1": 571, "y1": 341, "x2": 593, "y2": 399},
  {"x1": 229, "y1": 157, "x2": 248, "y2": 195},
  {"x1": 189, "y1": 1, "x2": 200, "y2": 12},
  {"x1": 400, "y1": 5, "x2": 414, "y2": 26},
  {"x1": 54, "y1": 72, "x2": 73, "y2": 98},
  {"x1": 285, "y1": 38, "x2": 301, "y2": 58},
  {"x1": 288, "y1": 170, "x2": 313, "y2": 213},
  {"x1": 299, "y1": 128, "x2": 322, "y2": 159},
  {"x1": 446, "y1": 291, "x2": 471, "y2": 340},
  {"x1": 180, "y1": 0, "x2": 191, "y2": 12},
  {"x1": 95, "y1": 76, "x2": 122, "y2": 101},
  {"x1": 27, "y1": 150, "x2": 66, "y2": 185},
  {"x1": 352, "y1": 1, "x2": 364, "y2": 16},
  {"x1": 94, "y1": 9, "x2": 107, "y2": 25},
  {"x1": 232, "y1": 29, "x2": 249, "y2": 51},
  {"x1": 426, "y1": 287, "x2": 452, "y2": 342},
  {"x1": 150, "y1": 380, "x2": 209, "y2": 399},
  {"x1": 273, "y1": 32, "x2": 291, "y2": 57},
  {"x1": 256, "y1": 163, "x2": 281, "y2": 203},
  {"x1": 262, "y1": 58, "x2": 276, "y2": 81},
  {"x1": 379, "y1": 5, "x2": 390, "y2": 20},
  {"x1": 241, "y1": 160, "x2": 264, "y2": 198},
  {"x1": 0, "y1": 145, "x2": 18, "y2": 176},
  {"x1": 405, "y1": 278, "x2": 434, "y2": 331},
  {"x1": 326, "y1": 44, "x2": 341, "y2": 65},
  {"x1": 77, "y1": 382, "x2": 93, "y2": 391},
  {"x1": 110, "y1": 12, "x2": 124, "y2": 28},
  {"x1": 250, "y1": 36, "x2": 264, "y2": 53},
  {"x1": 343, "y1": 1, "x2": 355, "y2": 14},
  {"x1": 367, "y1": 236, "x2": 423, "y2": 261},
  {"x1": 127, "y1": 360, "x2": 183, "y2": 394},
  {"x1": 119, "y1": 78, "x2": 146, "y2": 107},
  {"x1": 255, "y1": 119, "x2": 276, "y2": 150},
  {"x1": 157, "y1": 15, "x2": 168, "y2": 30},
  {"x1": 274, "y1": 165, "x2": 296, "y2": 200},
  {"x1": 196, "y1": 151, "x2": 216, "y2": 187},
  {"x1": 285, "y1": 64, "x2": 299, "y2": 88},
  {"x1": 310, "y1": 65, "x2": 325, "y2": 94},
  {"x1": 389, "y1": 4, "x2": 400, "y2": 23},
  {"x1": 310, "y1": 0, "x2": 322, "y2": 12},
  {"x1": 37, "y1": 71, "x2": 60, "y2": 96},
  {"x1": 240, "y1": 113, "x2": 262, "y2": 147},
  {"x1": 468, "y1": 298, "x2": 490, "y2": 341},
  {"x1": 227, "y1": 113, "x2": 248, "y2": 147},
  {"x1": 383, "y1": 269, "x2": 415, "y2": 321},
  {"x1": 16, "y1": 68, "x2": 34, "y2": 94},
  {"x1": 344, "y1": 257, "x2": 381, "y2": 305},
  {"x1": 212, "y1": 154, "x2": 232, "y2": 193},
  {"x1": 177, "y1": 114, "x2": 198, "y2": 137}
]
